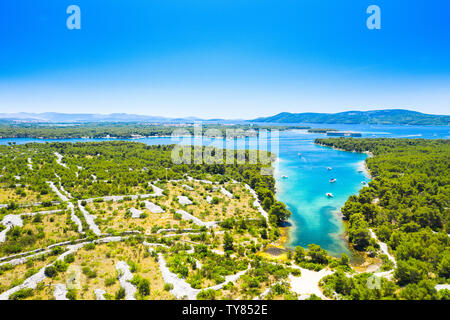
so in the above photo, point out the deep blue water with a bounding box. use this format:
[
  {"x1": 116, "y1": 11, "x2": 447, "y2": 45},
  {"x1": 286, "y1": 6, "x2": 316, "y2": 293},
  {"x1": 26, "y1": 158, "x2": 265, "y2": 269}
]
[{"x1": 1, "y1": 124, "x2": 448, "y2": 256}]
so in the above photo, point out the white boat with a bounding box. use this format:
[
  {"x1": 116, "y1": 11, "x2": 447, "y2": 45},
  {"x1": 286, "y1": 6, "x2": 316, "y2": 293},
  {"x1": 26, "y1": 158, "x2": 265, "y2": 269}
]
[
  {"x1": 329, "y1": 178, "x2": 337, "y2": 183},
  {"x1": 282, "y1": 175, "x2": 288, "y2": 179},
  {"x1": 327, "y1": 167, "x2": 332, "y2": 170},
  {"x1": 298, "y1": 153, "x2": 302, "y2": 157},
  {"x1": 361, "y1": 181, "x2": 367, "y2": 185},
  {"x1": 326, "y1": 193, "x2": 334, "y2": 198}
]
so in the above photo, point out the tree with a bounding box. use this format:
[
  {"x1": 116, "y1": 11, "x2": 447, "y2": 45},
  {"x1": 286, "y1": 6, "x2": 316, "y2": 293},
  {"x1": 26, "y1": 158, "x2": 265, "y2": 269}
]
[
  {"x1": 348, "y1": 213, "x2": 371, "y2": 251},
  {"x1": 437, "y1": 252, "x2": 450, "y2": 279},
  {"x1": 394, "y1": 259, "x2": 427, "y2": 286},
  {"x1": 268, "y1": 201, "x2": 291, "y2": 226},
  {"x1": 262, "y1": 197, "x2": 273, "y2": 211},
  {"x1": 138, "y1": 279, "x2": 150, "y2": 297},
  {"x1": 44, "y1": 266, "x2": 57, "y2": 278},
  {"x1": 340, "y1": 254, "x2": 350, "y2": 266},
  {"x1": 223, "y1": 232, "x2": 234, "y2": 252},
  {"x1": 115, "y1": 287, "x2": 126, "y2": 300},
  {"x1": 197, "y1": 289, "x2": 217, "y2": 300},
  {"x1": 294, "y1": 246, "x2": 305, "y2": 263},
  {"x1": 307, "y1": 244, "x2": 328, "y2": 265}
]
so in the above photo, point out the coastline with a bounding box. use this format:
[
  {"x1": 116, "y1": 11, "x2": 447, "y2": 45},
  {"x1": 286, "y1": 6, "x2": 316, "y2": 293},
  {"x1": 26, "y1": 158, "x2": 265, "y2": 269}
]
[
  {"x1": 314, "y1": 141, "x2": 381, "y2": 266},
  {"x1": 315, "y1": 142, "x2": 373, "y2": 178},
  {"x1": 276, "y1": 142, "x2": 373, "y2": 254},
  {"x1": 272, "y1": 155, "x2": 298, "y2": 250}
]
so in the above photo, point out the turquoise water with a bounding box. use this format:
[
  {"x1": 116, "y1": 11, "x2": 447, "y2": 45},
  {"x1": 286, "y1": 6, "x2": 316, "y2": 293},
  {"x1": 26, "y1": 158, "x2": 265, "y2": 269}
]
[
  {"x1": 273, "y1": 131, "x2": 370, "y2": 256},
  {"x1": 1, "y1": 124, "x2": 448, "y2": 256}
]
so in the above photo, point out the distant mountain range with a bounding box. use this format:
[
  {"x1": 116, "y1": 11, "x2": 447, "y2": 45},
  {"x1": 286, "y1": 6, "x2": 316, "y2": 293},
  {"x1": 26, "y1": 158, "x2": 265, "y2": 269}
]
[
  {"x1": 252, "y1": 109, "x2": 450, "y2": 126},
  {"x1": 0, "y1": 109, "x2": 448, "y2": 125},
  {"x1": 0, "y1": 112, "x2": 184, "y2": 123},
  {"x1": 0, "y1": 112, "x2": 237, "y2": 124}
]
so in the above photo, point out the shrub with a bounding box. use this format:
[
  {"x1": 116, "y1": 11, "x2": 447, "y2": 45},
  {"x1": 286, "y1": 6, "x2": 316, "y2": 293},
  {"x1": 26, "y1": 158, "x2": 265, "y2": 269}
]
[
  {"x1": 9, "y1": 288, "x2": 34, "y2": 300},
  {"x1": 44, "y1": 266, "x2": 57, "y2": 278},
  {"x1": 82, "y1": 266, "x2": 97, "y2": 278},
  {"x1": 105, "y1": 277, "x2": 116, "y2": 286},
  {"x1": 83, "y1": 243, "x2": 96, "y2": 251},
  {"x1": 197, "y1": 289, "x2": 218, "y2": 300},
  {"x1": 53, "y1": 260, "x2": 69, "y2": 272},
  {"x1": 164, "y1": 283, "x2": 174, "y2": 291},
  {"x1": 115, "y1": 287, "x2": 126, "y2": 300},
  {"x1": 64, "y1": 253, "x2": 75, "y2": 264},
  {"x1": 138, "y1": 279, "x2": 150, "y2": 296},
  {"x1": 66, "y1": 289, "x2": 77, "y2": 300}
]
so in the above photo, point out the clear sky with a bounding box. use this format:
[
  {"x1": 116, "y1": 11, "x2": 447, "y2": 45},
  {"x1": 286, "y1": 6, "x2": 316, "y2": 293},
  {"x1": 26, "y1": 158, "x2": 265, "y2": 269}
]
[{"x1": 1, "y1": 1, "x2": 449, "y2": 118}]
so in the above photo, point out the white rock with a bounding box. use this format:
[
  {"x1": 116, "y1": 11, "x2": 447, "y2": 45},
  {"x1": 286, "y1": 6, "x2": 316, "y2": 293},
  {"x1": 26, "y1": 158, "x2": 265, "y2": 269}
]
[
  {"x1": 128, "y1": 208, "x2": 143, "y2": 218},
  {"x1": 177, "y1": 196, "x2": 193, "y2": 206},
  {"x1": 47, "y1": 181, "x2": 69, "y2": 202},
  {"x1": 220, "y1": 187, "x2": 233, "y2": 199},
  {"x1": 68, "y1": 202, "x2": 83, "y2": 233},
  {"x1": 78, "y1": 201, "x2": 101, "y2": 236},
  {"x1": 157, "y1": 253, "x2": 247, "y2": 300},
  {"x1": 116, "y1": 261, "x2": 137, "y2": 300},
  {"x1": 54, "y1": 152, "x2": 68, "y2": 168},
  {"x1": 289, "y1": 267, "x2": 334, "y2": 300},
  {"x1": 94, "y1": 289, "x2": 106, "y2": 300},
  {"x1": 175, "y1": 210, "x2": 218, "y2": 228},
  {"x1": 245, "y1": 184, "x2": 269, "y2": 221},
  {"x1": 435, "y1": 284, "x2": 450, "y2": 291},
  {"x1": 148, "y1": 183, "x2": 164, "y2": 197},
  {"x1": 0, "y1": 215, "x2": 23, "y2": 242},
  {"x1": 54, "y1": 284, "x2": 68, "y2": 300},
  {"x1": 144, "y1": 201, "x2": 164, "y2": 214}
]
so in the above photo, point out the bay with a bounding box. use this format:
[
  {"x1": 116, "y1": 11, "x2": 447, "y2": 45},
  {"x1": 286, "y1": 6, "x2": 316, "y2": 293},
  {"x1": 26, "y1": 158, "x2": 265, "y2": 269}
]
[{"x1": 1, "y1": 124, "x2": 448, "y2": 257}]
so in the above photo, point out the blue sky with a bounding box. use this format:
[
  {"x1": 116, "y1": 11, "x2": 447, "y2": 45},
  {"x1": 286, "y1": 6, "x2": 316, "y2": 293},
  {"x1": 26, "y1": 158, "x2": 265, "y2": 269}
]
[{"x1": 1, "y1": 1, "x2": 449, "y2": 118}]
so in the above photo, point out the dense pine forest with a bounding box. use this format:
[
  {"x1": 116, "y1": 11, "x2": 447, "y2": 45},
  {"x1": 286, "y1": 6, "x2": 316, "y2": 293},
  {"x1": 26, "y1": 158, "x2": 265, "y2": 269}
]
[
  {"x1": 1, "y1": 138, "x2": 449, "y2": 300},
  {"x1": 0, "y1": 123, "x2": 308, "y2": 139},
  {"x1": 316, "y1": 138, "x2": 450, "y2": 299}
]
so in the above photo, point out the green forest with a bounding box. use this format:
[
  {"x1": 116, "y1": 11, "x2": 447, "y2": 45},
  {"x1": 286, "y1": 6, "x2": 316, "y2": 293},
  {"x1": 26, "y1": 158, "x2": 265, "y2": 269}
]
[
  {"x1": 316, "y1": 138, "x2": 450, "y2": 299},
  {"x1": 254, "y1": 109, "x2": 450, "y2": 125},
  {"x1": 0, "y1": 123, "x2": 308, "y2": 139}
]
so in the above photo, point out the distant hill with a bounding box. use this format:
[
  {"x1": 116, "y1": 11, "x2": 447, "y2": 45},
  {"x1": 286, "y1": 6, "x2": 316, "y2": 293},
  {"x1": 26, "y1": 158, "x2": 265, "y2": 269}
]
[
  {"x1": 0, "y1": 112, "x2": 172, "y2": 123},
  {"x1": 1, "y1": 109, "x2": 449, "y2": 125},
  {"x1": 252, "y1": 109, "x2": 450, "y2": 125},
  {"x1": 0, "y1": 112, "x2": 252, "y2": 124}
]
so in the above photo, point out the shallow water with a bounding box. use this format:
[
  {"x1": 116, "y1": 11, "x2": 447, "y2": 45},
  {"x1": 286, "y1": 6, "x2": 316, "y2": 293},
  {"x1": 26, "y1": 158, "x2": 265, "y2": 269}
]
[{"x1": 274, "y1": 133, "x2": 369, "y2": 256}]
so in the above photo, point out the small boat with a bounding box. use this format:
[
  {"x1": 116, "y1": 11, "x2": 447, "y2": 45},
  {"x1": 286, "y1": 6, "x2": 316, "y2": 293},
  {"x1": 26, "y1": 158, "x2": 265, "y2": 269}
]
[
  {"x1": 361, "y1": 181, "x2": 367, "y2": 185},
  {"x1": 282, "y1": 175, "x2": 288, "y2": 179},
  {"x1": 358, "y1": 170, "x2": 363, "y2": 173},
  {"x1": 326, "y1": 193, "x2": 334, "y2": 198},
  {"x1": 327, "y1": 167, "x2": 332, "y2": 170},
  {"x1": 298, "y1": 153, "x2": 302, "y2": 157},
  {"x1": 329, "y1": 178, "x2": 337, "y2": 183}
]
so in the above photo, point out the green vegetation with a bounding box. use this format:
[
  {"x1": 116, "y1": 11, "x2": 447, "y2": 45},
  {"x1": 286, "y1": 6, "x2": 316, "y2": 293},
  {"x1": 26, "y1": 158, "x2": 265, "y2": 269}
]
[
  {"x1": 0, "y1": 123, "x2": 309, "y2": 139},
  {"x1": 316, "y1": 138, "x2": 450, "y2": 299},
  {"x1": 0, "y1": 140, "x2": 297, "y2": 300},
  {"x1": 254, "y1": 110, "x2": 450, "y2": 125},
  {"x1": 307, "y1": 128, "x2": 339, "y2": 133},
  {"x1": 2, "y1": 135, "x2": 447, "y2": 300},
  {"x1": 321, "y1": 271, "x2": 398, "y2": 300},
  {"x1": 9, "y1": 288, "x2": 34, "y2": 300}
]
